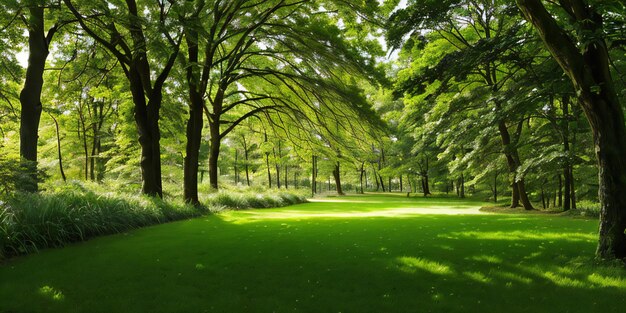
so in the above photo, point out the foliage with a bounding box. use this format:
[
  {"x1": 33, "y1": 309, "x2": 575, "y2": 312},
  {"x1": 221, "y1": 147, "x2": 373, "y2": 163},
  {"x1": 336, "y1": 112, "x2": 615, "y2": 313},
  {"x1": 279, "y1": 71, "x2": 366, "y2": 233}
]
[{"x1": 0, "y1": 181, "x2": 306, "y2": 260}]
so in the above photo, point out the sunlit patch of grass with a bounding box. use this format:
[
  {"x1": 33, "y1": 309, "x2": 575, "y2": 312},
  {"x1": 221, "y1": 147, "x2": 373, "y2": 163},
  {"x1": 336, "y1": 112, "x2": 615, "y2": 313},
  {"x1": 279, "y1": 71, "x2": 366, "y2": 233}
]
[
  {"x1": 588, "y1": 273, "x2": 626, "y2": 288},
  {"x1": 463, "y1": 271, "x2": 491, "y2": 283},
  {"x1": 543, "y1": 271, "x2": 587, "y2": 288},
  {"x1": 39, "y1": 286, "x2": 64, "y2": 301},
  {"x1": 470, "y1": 255, "x2": 502, "y2": 264},
  {"x1": 439, "y1": 231, "x2": 596, "y2": 242},
  {"x1": 396, "y1": 256, "x2": 453, "y2": 275}
]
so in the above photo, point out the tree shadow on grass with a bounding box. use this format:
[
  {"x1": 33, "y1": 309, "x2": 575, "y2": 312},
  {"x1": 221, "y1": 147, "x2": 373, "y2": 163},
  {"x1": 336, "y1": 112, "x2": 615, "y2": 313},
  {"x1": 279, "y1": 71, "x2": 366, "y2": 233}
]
[{"x1": 0, "y1": 202, "x2": 624, "y2": 313}]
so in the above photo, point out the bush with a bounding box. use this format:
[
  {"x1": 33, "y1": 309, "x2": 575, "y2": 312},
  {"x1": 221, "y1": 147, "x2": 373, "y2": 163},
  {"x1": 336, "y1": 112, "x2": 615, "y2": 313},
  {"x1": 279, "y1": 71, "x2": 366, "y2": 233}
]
[
  {"x1": 0, "y1": 181, "x2": 308, "y2": 261},
  {"x1": 202, "y1": 189, "x2": 307, "y2": 210},
  {"x1": 0, "y1": 188, "x2": 203, "y2": 261},
  {"x1": 575, "y1": 200, "x2": 601, "y2": 218}
]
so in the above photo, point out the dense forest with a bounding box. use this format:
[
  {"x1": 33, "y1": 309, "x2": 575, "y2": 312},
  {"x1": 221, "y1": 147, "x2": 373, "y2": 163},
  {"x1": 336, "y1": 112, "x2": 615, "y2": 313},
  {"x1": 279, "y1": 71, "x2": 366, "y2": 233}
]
[{"x1": 1, "y1": 0, "x2": 626, "y2": 261}]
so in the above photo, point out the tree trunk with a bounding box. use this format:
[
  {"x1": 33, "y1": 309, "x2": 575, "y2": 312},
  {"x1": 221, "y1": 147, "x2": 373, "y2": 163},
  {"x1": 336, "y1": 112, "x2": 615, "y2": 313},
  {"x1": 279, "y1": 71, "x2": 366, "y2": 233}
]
[
  {"x1": 493, "y1": 171, "x2": 498, "y2": 203},
  {"x1": 333, "y1": 161, "x2": 344, "y2": 195},
  {"x1": 273, "y1": 147, "x2": 280, "y2": 188},
  {"x1": 562, "y1": 96, "x2": 571, "y2": 211},
  {"x1": 378, "y1": 174, "x2": 386, "y2": 192},
  {"x1": 19, "y1": 6, "x2": 48, "y2": 192},
  {"x1": 311, "y1": 155, "x2": 316, "y2": 196},
  {"x1": 242, "y1": 135, "x2": 250, "y2": 186},
  {"x1": 460, "y1": 173, "x2": 465, "y2": 198},
  {"x1": 558, "y1": 174, "x2": 563, "y2": 208},
  {"x1": 79, "y1": 100, "x2": 89, "y2": 181},
  {"x1": 359, "y1": 162, "x2": 365, "y2": 194},
  {"x1": 497, "y1": 119, "x2": 533, "y2": 210},
  {"x1": 517, "y1": 0, "x2": 626, "y2": 259},
  {"x1": 284, "y1": 165, "x2": 288, "y2": 189},
  {"x1": 234, "y1": 150, "x2": 240, "y2": 185},
  {"x1": 207, "y1": 118, "x2": 220, "y2": 191},
  {"x1": 266, "y1": 152, "x2": 272, "y2": 188},
  {"x1": 48, "y1": 113, "x2": 66, "y2": 182},
  {"x1": 184, "y1": 100, "x2": 203, "y2": 202}
]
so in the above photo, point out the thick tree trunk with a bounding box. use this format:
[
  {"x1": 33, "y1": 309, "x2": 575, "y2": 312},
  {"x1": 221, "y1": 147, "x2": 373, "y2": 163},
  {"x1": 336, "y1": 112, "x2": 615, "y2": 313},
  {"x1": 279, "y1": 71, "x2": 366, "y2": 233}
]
[
  {"x1": 123, "y1": 58, "x2": 165, "y2": 197},
  {"x1": 332, "y1": 161, "x2": 344, "y2": 195},
  {"x1": 497, "y1": 119, "x2": 533, "y2": 209},
  {"x1": 517, "y1": 0, "x2": 626, "y2": 259},
  {"x1": 183, "y1": 77, "x2": 203, "y2": 203},
  {"x1": 19, "y1": 6, "x2": 48, "y2": 192}
]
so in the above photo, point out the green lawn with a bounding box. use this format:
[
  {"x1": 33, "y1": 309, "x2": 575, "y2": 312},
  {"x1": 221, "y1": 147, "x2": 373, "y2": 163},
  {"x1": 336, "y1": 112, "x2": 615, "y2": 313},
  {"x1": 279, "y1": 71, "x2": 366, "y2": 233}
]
[{"x1": 1, "y1": 193, "x2": 625, "y2": 312}]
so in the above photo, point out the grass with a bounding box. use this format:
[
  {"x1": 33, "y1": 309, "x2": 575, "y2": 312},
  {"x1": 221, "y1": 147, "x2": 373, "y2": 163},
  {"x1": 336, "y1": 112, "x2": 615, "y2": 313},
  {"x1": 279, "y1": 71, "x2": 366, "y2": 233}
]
[
  {"x1": 0, "y1": 181, "x2": 307, "y2": 260},
  {"x1": 1, "y1": 193, "x2": 625, "y2": 312}
]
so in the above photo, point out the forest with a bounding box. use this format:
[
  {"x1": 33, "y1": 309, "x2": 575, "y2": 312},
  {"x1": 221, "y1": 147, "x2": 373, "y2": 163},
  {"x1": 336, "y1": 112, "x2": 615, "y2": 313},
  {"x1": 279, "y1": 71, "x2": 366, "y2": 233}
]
[{"x1": 1, "y1": 0, "x2": 626, "y2": 311}]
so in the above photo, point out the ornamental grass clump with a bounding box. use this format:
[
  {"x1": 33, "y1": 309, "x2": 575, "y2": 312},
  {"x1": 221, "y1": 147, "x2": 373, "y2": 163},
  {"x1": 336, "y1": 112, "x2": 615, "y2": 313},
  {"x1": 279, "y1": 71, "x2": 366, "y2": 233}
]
[{"x1": 0, "y1": 189, "x2": 202, "y2": 261}]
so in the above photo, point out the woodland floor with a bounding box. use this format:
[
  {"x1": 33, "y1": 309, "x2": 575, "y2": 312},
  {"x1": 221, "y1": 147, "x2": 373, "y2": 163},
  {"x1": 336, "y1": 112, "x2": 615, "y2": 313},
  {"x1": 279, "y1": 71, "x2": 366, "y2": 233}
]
[{"x1": 1, "y1": 193, "x2": 625, "y2": 313}]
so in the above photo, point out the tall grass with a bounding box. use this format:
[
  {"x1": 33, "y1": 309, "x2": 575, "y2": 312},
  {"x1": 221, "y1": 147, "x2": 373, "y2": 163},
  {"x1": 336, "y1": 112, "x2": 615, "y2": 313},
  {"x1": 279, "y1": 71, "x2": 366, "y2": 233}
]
[
  {"x1": 201, "y1": 189, "x2": 308, "y2": 210},
  {"x1": 0, "y1": 181, "x2": 307, "y2": 261},
  {"x1": 0, "y1": 189, "x2": 203, "y2": 260}
]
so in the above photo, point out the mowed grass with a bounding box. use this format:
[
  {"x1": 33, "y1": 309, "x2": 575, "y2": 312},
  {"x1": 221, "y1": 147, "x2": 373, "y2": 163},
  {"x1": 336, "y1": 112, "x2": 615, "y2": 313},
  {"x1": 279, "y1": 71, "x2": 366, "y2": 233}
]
[{"x1": 1, "y1": 193, "x2": 625, "y2": 313}]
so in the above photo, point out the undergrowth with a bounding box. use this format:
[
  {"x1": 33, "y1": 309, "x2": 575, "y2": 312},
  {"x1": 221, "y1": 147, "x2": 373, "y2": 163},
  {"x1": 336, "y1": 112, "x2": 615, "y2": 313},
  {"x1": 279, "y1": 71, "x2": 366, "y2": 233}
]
[{"x1": 0, "y1": 181, "x2": 308, "y2": 261}]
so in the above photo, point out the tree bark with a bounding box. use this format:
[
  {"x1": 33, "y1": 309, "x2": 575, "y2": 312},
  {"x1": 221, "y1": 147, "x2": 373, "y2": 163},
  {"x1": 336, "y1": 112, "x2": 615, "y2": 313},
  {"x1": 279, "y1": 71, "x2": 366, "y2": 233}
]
[
  {"x1": 311, "y1": 155, "x2": 316, "y2": 196},
  {"x1": 493, "y1": 171, "x2": 498, "y2": 203},
  {"x1": 497, "y1": 119, "x2": 533, "y2": 210},
  {"x1": 183, "y1": 38, "x2": 201, "y2": 205},
  {"x1": 333, "y1": 161, "x2": 344, "y2": 195},
  {"x1": 242, "y1": 136, "x2": 250, "y2": 186},
  {"x1": 562, "y1": 96, "x2": 571, "y2": 211},
  {"x1": 359, "y1": 162, "x2": 365, "y2": 194},
  {"x1": 459, "y1": 173, "x2": 465, "y2": 198},
  {"x1": 517, "y1": 0, "x2": 626, "y2": 259},
  {"x1": 19, "y1": 6, "x2": 48, "y2": 192},
  {"x1": 48, "y1": 112, "x2": 66, "y2": 182}
]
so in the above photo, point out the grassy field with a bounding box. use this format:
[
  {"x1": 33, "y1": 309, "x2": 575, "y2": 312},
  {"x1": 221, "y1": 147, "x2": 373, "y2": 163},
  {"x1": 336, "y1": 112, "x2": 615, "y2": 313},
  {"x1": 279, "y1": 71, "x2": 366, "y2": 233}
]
[{"x1": 1, "y1": 193, "x2": 625, "y2": 312}]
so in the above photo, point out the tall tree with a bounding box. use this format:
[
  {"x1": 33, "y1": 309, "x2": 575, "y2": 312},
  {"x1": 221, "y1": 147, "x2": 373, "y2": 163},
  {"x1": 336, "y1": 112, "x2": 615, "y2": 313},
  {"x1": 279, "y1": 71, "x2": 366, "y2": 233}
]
[
  {"x1": 515, "y1": 0, "x2": 626, "y2": 259},
  {"x1": 64, "y1": 0, "x2": 183, "y2": 197},
  {"x1": 180, "y1": 0, "x2": 382, "y2": 201},
  {"x1": 388, "y1": 0, "x2": 536, "y2": 209},
  {"x1": 18, "y1": 1, "x2": 69, "y2": 191}
]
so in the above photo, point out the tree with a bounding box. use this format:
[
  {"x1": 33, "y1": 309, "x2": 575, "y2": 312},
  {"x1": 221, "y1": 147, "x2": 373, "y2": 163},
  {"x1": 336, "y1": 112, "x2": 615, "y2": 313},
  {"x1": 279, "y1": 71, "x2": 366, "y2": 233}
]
[
  {"x1": 180, "y1": 0, "x2": 383, "y2": 202},
  {"x1": 14, "y1": 1, "x2": 71, "y2": 191},
  {"x1": 515, "y1": 0, "x2": 626, "y2": 259},
  {"x1": 64, "y1": 0, "x2": 183, "y2": 197},
  {"x1": 388, "y1": 0, "x2": 536, "y2": 209}
]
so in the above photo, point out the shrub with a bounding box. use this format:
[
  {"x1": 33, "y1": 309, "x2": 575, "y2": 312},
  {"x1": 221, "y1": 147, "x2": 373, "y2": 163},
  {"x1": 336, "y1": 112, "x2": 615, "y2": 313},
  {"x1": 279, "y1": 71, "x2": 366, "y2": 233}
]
[
  {"x1": 202, "y1": 189, "x2": 307, "y2": 210},
  {"x1": 0, "y1": 188, "x2": 203, "y2": 261},
  {"x1": 575, "y1": 200, "x2": 600, "y2": 218},
  {"x1": 0, "y1": 181, "x2": 308, "y2": 261}
]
